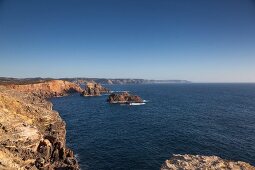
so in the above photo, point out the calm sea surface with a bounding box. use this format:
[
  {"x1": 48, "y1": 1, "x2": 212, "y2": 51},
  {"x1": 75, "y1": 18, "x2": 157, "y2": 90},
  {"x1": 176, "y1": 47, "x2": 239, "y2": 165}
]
[{"x1": 51, "y1": 84, "x2": 255, "y2": 169}]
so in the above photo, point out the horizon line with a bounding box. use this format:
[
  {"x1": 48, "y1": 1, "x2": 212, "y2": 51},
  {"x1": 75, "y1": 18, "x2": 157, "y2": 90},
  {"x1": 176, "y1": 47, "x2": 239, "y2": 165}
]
[{"x1": 1, "y1": 76, "x2": 255, "y2": 84}]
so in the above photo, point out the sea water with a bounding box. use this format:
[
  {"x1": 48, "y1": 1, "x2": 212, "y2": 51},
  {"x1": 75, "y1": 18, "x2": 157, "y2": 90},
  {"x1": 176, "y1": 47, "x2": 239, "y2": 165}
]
[{"x1": 51, "y1": 83, "x2": 255, "y2": 169}]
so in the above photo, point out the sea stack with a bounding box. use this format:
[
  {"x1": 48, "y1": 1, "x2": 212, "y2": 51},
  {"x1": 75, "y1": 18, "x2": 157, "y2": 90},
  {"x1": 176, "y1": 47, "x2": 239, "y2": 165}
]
[
  {"x1": 107, "y1": 92, "x2": 143, "y2": 104},
  {"x1": 81, "y1": 82, "x2": 109, "y2": 96}
]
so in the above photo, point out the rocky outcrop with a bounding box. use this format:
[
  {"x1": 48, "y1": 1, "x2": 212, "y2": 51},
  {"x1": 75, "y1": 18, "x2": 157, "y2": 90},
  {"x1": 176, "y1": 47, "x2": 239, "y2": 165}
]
[
  {"x1": 107, "y1": 92, "x2": 143, "y2": 104},
  {"x1": 81, "y1": 82, "x2": 109, "y2": 96},
  {"x1": 0, "y1": 85, "x2": 79, "y2": 169},
  {"x1": 161, "y1": 154, "x2": 255, "y2": 170},
  {"x1": 6, "y1": 80, "x2": 83, "y2": 98}
]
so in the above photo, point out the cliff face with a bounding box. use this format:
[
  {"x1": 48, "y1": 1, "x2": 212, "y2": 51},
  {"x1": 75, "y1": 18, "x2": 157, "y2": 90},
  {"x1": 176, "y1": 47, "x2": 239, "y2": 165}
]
[
  {"x1": 0, "y1": 83, "x2": 79, "y2": 169},
  {"x1": 81, "y1": 82, "x2": 109, "y2": 96},
  {"x1": 6, "y1": 80, "x2": 83, "y2": 98},
  {"x1": 161, "y1": 154, "x2": 255, "y2": 170}
]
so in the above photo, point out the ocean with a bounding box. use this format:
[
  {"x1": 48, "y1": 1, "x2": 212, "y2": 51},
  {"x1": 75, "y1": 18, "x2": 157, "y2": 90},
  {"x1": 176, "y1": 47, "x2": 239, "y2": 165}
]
[{"x1": 51, "y1": 83, "x2": 255, "y2": 169}]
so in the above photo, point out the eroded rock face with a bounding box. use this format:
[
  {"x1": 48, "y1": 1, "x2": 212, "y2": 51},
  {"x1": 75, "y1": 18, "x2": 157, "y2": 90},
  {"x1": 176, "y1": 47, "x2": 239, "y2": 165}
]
[
  {"x1": 0, "y1": 86, "x2": 79, "y2": 169},
  {"x1": 81, "y1": 82, "x2": 109, "y2": 96},
  {"x1": 107, "y1": 92, "x2": 143, "y2": 104},
  {"x1": 161, "y1": 154, "x2": 255, "y2": 170},
  {"x1": 6, "y1": 80, "x2": 83, "y2": 98}
]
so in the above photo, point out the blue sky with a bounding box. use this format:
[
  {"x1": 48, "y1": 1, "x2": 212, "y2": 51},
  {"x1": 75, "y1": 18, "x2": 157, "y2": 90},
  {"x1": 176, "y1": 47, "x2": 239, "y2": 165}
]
[{"x1": 0, "y1": 0, "x2": 255, "y2": 82}]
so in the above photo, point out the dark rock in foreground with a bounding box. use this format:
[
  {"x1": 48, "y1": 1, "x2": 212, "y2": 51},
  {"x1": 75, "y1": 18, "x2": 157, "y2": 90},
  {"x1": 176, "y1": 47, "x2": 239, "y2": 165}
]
[
  {"x1": 161, "y1": 154, "x2": 255, "y2": 170},
  {"x1": 81, "y1": 82, "x2": 109, "y2": 96},
  {"x1": 107, "y1": 92, "x2": 143, "y2": 104}
]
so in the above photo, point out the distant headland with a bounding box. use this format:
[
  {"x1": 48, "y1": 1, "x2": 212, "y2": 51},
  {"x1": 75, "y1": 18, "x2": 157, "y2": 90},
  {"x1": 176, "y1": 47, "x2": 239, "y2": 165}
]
[{"x1": 0, "y1": 77, "x2": 191, "y2": 85}]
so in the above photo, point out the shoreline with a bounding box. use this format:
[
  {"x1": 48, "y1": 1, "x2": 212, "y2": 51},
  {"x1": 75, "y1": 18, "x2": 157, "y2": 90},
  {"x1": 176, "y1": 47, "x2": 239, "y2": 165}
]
[
  {"x1": 0, "y1": 81, "x2": 81, "y2": 169},
  {"x1": 1, "y1": 80, "x2": 255, "y2": 169}
]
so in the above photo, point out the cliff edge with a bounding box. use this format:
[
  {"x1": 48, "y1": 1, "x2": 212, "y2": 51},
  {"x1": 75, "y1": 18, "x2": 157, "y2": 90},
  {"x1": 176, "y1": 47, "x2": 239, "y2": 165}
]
[
  {"x1": 0, "y1": 80, "x2": 80, "y2": 169},
  {"x1": 5, "y1": 80, "x2": 83, "y2": 98}
]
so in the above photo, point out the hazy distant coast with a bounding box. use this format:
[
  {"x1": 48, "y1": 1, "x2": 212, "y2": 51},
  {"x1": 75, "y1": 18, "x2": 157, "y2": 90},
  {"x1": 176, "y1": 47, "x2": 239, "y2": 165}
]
[{"x1": 0, "y1": 77, "x2": 191, "y2": 85}]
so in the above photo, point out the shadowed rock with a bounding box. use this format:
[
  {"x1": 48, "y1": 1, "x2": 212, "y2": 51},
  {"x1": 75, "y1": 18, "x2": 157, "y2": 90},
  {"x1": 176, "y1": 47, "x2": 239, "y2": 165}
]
[{"x1": 107, "y1": 92, "x2": 143, "y2": 104}]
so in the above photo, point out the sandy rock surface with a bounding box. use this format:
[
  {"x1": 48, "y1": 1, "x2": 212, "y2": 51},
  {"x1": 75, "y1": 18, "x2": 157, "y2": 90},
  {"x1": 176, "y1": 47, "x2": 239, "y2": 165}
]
[
  {"x1": 0, "y1": 82, "x2": 80, "y2": 169},
  {"x1": 161, "y1": 154, "x2": 255, "y2": 170}
]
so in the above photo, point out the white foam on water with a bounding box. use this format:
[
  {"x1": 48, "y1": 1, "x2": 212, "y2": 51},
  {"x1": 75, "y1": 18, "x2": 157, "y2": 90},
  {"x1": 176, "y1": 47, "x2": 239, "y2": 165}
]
[
  {"x1": 75, "y1": 154, "x2": 80, "y2": 162},
  {"x1": 110, "y1": 90, "x2": 129, "y2": 93},
  {"x1": 75, "y1": 154, "x2": 89, "y2": 170},
  {"x1": 131, "y1": 103, "x2": 146, "y2": 105}
]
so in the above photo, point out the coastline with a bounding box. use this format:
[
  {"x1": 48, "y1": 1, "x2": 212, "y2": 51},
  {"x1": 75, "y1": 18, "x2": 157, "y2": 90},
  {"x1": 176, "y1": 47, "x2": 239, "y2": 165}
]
[
  {"x1": 1, "y1": 80, "x2": 255, "y2": 169},
  {"x1": 0, "y1": 81, "x2": 81, "y2": 169}
]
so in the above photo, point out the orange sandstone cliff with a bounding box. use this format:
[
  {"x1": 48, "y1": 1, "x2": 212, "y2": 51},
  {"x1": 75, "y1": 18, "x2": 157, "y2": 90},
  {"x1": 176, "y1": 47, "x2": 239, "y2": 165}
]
[
  {"x1": 0, "y1": 80, "x2": 80, "y2": 169},
  {"x1": 6, "y1": 80, "x2": 83, "y2": 98},
  {"x1": 81, "y1": 82, "x2": 109, "y2": 96}
]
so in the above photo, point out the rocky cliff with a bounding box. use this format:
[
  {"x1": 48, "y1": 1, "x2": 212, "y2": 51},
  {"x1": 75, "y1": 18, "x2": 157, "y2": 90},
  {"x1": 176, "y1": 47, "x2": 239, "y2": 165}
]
[
  {"x1": 107, "y1": 92, "x2": 143, "y2": 104},
  {"x1": 6, "y1": 80, "x2": 83, "y2": 98},
  {"x1": 161, "y1": 154, "x2": 255, "y2": 170},
  {"x1": 0, "y1": 82, "x2": 80, "y2": 169},
  {"x1": 81, "y1": 82, "x2": 109, "y2": 96}
]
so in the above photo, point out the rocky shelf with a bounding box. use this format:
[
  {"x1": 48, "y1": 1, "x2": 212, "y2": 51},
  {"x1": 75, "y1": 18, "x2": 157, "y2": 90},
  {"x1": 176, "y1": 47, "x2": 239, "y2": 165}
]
[{"x1": 161, "y1": 154, "x2": 255, "y2": 170}]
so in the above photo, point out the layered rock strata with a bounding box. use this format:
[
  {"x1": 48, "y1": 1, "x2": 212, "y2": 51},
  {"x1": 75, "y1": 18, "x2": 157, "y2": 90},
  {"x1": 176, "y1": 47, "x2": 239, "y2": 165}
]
[
  {"x1": 161, "y1": 154, "x2": 255, "y2": 170},
  {"x1": 6, "y1": 80, "x2": 83, "y2": 98},
  {"x1": 0, "y1": 82, "x2": 80, "y2": 169}
]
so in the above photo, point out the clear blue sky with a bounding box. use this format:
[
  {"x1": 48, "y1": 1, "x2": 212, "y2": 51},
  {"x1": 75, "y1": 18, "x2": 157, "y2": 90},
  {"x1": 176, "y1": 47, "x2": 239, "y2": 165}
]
[{"x1": 0, "y1": 0, "x2": 255, "y2": 82}]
